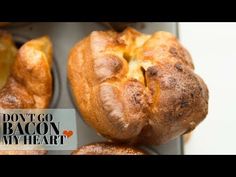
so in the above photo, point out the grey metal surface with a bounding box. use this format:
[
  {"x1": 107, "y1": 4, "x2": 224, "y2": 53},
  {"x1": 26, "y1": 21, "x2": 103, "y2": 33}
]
[{"x1": 5, "y1": 22, "x2": 182, "y2": 155}]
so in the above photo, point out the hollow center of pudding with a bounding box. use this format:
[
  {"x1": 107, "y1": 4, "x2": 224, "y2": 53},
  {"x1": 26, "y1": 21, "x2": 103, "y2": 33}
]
[
  {"x1": 124, "y1": 34, "x2": 153, "y2": 85},
  {"x1": 127, "y1": 59, "x2": 153, "y2": 85}
]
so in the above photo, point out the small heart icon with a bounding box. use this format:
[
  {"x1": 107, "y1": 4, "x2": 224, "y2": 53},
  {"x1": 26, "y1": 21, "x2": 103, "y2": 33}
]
[{"x1": 63, "y1": 130, "x2": 73, "y2": 138}]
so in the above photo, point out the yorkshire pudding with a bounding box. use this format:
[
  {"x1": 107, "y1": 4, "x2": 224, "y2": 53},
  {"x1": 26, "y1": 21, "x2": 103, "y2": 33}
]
[
  {"x1": 0, "y1": 145, "x2": 47, "y2": 155},
  {"x1": 0, "y1": 31, "x2": 17, "y2": 89},
  {"x1": 0, "y1": 31, "x2": 53, "y2": 109},
  {"x1": 72, "y1": 142, "x2": 146, "y2": 155},
  {"x1": 68, "y1": 27, "x2": 209, "y2": 145}
]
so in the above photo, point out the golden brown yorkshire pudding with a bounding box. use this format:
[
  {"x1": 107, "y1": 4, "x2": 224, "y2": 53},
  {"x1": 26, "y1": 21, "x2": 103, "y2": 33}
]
[
  {"x1": 0, "y1": 31, "x2": 17, "y2": 89},
  {"x1": 0, "y1": 31, "x2": 53, "y2": 109},
  {"x1": 72, "y1": 142, "x2": 146, "y2": 155},
  {"x1": 68, "y1": 27, "x2": 209, "y2": 145}
]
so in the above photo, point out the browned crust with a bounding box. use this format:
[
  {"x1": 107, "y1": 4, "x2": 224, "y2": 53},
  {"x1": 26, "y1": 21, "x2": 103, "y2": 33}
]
[
  {"x1": 138, "y1": 62, "x2": 208, "y2": 144},
  {"x1": 0, "y1": 145, "x2": 47, "y2": 155},
  {"x1": 72, "y1": 142, "x2": 146, "y2": 155},
  {"x1": 68, "y1": 27, "x2": 209, "y2": 145},
  {"x1": 0, "y1": 150, "x2": 48, "y2": 155}
]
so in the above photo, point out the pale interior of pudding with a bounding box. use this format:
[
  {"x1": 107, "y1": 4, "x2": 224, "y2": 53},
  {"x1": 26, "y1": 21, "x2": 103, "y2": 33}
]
[
  {"x1": 125, "y1": 34, "x2": 153, "y2": 85},
  {"x1": 127, "y1": 59, "x2": 153, "y2": 84}
]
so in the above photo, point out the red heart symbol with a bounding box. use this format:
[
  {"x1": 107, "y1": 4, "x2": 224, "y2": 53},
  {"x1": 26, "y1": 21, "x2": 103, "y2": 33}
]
[{"x1": 63, "y1": 130, "x2": 73, "y2": 138}]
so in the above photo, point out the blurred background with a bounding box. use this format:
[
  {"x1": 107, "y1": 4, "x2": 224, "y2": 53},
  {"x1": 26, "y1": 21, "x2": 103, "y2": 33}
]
[{"x1": 179, "y1": 23, "x2": 236, "y2": 154}]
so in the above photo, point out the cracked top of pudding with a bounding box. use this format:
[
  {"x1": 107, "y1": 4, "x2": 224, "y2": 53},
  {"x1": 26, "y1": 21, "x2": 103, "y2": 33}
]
[{"x1": 68, "y1": 27, "x2": 209, "y2": 145}]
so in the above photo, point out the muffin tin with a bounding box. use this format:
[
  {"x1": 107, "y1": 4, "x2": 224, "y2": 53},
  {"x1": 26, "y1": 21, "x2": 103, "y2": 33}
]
[{"x1": 3, "y1": 22, "x2": 183, "y2": 155}]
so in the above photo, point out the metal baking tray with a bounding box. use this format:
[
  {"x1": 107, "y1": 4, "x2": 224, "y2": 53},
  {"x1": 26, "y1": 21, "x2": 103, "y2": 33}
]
[{"x1": 4, "y1": 22, "x2": 183, "y2": 155}]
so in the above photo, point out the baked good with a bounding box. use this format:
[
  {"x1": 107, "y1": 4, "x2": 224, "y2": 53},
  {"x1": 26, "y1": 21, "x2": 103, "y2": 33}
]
[
  {"x1": 72, "y1": 142, "x2": 146, "y2": 155},
  {"x1": 68, "y1": 27, "x2": 209, "y2": 145},
  {"x1": 0, "y1": 31, "x2": 17, "y2": 89},
  {"x1": 0, "y1": 31, "x2": 53, "y2": 108},
  {"x1": 0, "y1": 145, "x2": 47, "y2": 155}
]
